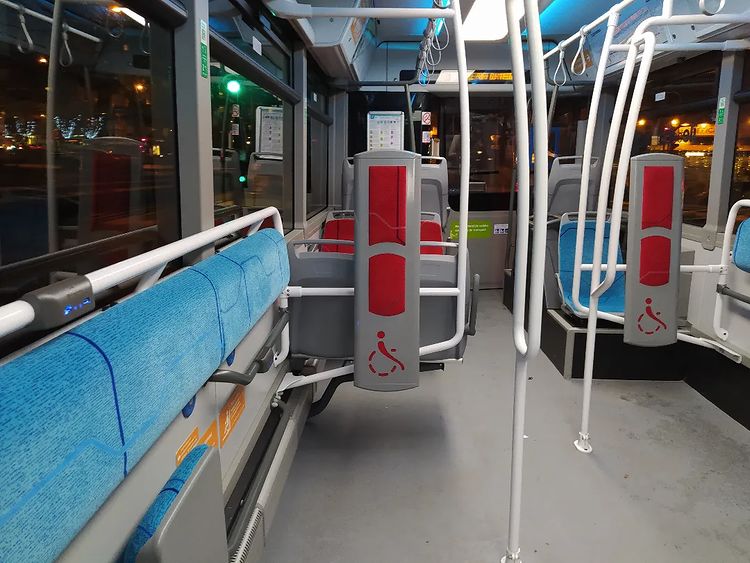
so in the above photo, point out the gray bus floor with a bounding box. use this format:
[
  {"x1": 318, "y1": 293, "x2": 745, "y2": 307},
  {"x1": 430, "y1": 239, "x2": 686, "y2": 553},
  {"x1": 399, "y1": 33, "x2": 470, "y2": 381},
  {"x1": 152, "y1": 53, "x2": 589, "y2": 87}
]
[{"x1": 263, "y1": 291, "x2": 750, "y2": 563}]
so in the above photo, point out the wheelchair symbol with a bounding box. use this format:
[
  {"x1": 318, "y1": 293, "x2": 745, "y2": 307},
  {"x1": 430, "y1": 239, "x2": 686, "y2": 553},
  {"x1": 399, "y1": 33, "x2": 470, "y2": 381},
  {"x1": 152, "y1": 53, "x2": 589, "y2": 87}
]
[
  {"x1": 368, "y1": 331, "x2": 405, "y2": 377},
  {"x1": 637, "y1": 298, "x2": 668, "y2": 335}
]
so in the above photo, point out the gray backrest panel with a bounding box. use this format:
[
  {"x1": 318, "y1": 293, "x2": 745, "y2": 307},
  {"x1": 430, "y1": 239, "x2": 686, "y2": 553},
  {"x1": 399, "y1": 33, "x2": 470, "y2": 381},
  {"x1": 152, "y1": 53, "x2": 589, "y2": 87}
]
[
  {"x1": 624, "y1": 153, "x2": 683, "y2": 347},
  {"x1": 342, "y1": 157, "x2": 448, "y2": 226},
  {"x1": 354, "y1": 151, "x2": 421, "y2": 391},
  {"x1": 342, "y1": 158, "x2": 355, "y2": 209},
  {"x1": 548, "y1": 155, "x2": 601, "y2": 216},
  {"x1": 288, "y1": 252, "x2": 467, "y2": 361}
]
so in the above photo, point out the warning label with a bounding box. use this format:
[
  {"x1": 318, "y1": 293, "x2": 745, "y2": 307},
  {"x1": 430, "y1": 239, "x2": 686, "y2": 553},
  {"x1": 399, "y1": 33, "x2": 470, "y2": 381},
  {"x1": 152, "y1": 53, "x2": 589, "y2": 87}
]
[
  {"x1": 449, "y1": 220, "x2": 494, "y2": 239},
  {"x1": 201, "y1": 420, "x2": 219, "y2": 448},
  {"x1": 176, "y1": 427, "x2": 200, "y2": 466},
  {"x1": 220, "y1": 386, "x2": 246, "y2": 446}
]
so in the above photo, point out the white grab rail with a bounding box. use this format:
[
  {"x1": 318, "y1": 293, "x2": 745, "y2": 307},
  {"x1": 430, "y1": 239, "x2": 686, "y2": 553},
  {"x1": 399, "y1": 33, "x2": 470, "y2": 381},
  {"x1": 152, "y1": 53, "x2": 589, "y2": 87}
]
[
  {"x1": 714, "y1": 199, "x2": 750, "y2": 340},
  {"x1": 503, "y1": 0, "x2": 548, "y2": 560},
  {"x1": 0, "y1": 207, "x2": 284, "y2": 340},
  {"x1": 571, "y1": 4, "x2": 750, "y2": 455}
]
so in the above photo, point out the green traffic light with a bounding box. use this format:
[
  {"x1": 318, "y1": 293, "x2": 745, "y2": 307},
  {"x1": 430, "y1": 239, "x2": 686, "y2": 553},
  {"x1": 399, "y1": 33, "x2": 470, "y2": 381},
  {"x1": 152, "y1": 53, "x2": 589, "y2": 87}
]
[
  {"x1": 226, "y1": 79, "x2": 241, "y2": 94},
  {"x1": 239, "y1": 175, "x2": 247, "y2": 183}
]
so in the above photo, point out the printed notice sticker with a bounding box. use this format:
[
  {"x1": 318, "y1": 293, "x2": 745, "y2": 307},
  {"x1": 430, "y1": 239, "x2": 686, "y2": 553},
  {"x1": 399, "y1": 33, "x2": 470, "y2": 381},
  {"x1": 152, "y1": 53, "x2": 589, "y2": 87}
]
[
  {"x1": 201, "y1": 420, "x2": 219, "y2": 448},
  {"x1": 220, "y1": 386, "x2": 246, "y2": 446},
  {"x1": 176, "y1": 427, "x2": 200, "y2": 466}
]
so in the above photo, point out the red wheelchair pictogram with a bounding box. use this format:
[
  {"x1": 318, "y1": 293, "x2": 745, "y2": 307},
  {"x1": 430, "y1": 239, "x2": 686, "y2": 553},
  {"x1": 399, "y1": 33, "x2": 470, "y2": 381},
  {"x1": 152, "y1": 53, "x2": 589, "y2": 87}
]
[
  {"x1": 637, "y1": 298, "x2": 668, "y2": 335},
  {"x1": 368, "y1": 330, "x2": 405, "y2": 377}
]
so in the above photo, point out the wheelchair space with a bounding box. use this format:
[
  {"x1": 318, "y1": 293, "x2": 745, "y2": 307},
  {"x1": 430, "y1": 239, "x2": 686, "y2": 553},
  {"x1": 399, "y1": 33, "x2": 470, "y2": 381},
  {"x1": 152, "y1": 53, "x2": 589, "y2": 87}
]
[{"x1": 263, "y1": 291, "x2": 750, "y2": 563}]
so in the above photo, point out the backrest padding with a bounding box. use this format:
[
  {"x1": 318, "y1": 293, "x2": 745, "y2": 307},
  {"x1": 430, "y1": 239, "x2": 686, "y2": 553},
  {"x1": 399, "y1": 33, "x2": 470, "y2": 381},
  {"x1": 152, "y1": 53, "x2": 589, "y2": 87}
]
[
  {"x1": 734, "y1": 218, "x2": 750, "y2": 273},
  {"x1": 0, "y1": 229, "x2": 288, "y2": 562},
  {"x1": 558, "y1": 220, "x2": 626, "y2": 313},
  {"x1": 320, "y1": 217, "x2": 444, "y2": 255}
]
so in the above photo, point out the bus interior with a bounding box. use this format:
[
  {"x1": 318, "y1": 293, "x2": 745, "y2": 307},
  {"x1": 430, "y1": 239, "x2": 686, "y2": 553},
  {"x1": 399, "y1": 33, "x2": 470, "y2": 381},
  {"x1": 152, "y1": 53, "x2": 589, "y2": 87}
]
[{"x1": 2, "y1": 0, "x2": 750, "y2": 562}]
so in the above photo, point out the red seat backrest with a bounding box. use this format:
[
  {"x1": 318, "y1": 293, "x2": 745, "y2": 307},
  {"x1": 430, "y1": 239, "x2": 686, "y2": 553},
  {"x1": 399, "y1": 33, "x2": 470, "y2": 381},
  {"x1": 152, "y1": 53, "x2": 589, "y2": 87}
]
[
  {"x1": 419, "y1": 220, "x2": 444, "y2": 255},
  {"x1": 320, "y1": 218, "x2": 444, "y2": 255},
  {"x1": 321, "y1": 219, "x2": 355, "y2": 253}
]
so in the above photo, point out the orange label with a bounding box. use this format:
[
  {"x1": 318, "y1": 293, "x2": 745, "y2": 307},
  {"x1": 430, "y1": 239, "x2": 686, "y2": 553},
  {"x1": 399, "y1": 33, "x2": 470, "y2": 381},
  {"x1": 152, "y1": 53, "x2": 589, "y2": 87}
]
[
  {"x1": 201, "y1": 420, "x2": 219, "y2": 448},
  {"x1": 219, "y1": 386, "x2": 246, "y2": 446},
  {"x1": 176, "y1": 427, "x2": 200, "y2": 466}
]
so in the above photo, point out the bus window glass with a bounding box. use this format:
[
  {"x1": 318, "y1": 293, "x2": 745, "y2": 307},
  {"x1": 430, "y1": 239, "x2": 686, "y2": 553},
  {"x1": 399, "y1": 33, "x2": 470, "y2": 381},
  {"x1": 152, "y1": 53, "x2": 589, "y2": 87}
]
[
  {"x1": 444, "y1": 97, "x2": 516, "y2": 209},
  {"x1": 208, "y1": 9, "x2": 290, "y2": 84},
  {"x1": 634, "y1": 52, "x2": 720, "y2": 226},
  {"x1": 210, "y1": 60, "x2": 293, "y2": 230},
  {"x1": 0, "y1": 1, "x2": 179, "y2": 307},
  {"x1": 307, "y1": 65, "x2": 328, "y2": 218},
  {"x1": 730, "y1": 56, "x2": 750, "y2": 227},
  {"x1": 307, "y1": 116, "x2": 328, "y2": 218}
]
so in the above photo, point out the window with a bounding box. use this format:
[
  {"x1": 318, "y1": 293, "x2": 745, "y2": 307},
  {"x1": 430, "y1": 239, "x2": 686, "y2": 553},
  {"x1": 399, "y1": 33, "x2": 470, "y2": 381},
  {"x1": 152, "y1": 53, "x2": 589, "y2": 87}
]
[
  {"x1": 732, "y1": 106, "x2": 750, "y2": 225},
  {"x1": 444, "y1": 97, "x2": 516, "y2": 210},
  {"x1": 634, "y1": 52, "x2": 721, "y2": 226},
  {"x1": 0, "y1": 1, "x2": 180, "y2": 307},
  {"x1": 208, "y1": 6, "x2": 290, "y2": 83},
  {"x1": 307, "y1": 116, "x2": 328, "y2": 217},
  {"x1": 209, "y1": 58, "x2": 293, "y2": 230},
  {"x1": 307, "y1": 65, "x2": 329, "y2": 218},
  {"x1": 730, "y1": 56, "x2": 750, "y2": 227}
]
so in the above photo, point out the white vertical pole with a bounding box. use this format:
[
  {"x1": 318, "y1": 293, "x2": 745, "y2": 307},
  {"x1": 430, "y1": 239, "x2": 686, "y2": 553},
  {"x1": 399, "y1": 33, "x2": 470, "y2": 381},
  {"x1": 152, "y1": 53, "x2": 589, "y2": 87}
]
[
  {"x1": 450, "y1": 0, "x2": 470, "y2": 354},
  {"x1": 503, "y1": 0, "x2": 548, "y2": 559},
  {"x1": 45, "y1": 0, "x2": 64, "y2": 253},
  {"x1": 507, "y1": 1, "x2": 531, "y2": 354},
  {"x1": 525, "y1": 1, "x2": 549, "y2": 360},
  {"x1": 570, "y1": 12, "x2": 619, "y2": 315},
  {"x1": 595, "y1": 34, "x2": 657, "y2": 298},
  {"x1": 573, "y1": 43, "x2": 639, "y2": 454}
]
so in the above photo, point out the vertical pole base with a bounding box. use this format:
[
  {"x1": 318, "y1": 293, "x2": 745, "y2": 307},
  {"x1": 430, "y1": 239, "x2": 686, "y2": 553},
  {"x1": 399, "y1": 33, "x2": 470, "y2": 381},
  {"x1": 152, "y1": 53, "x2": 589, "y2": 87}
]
[
  {"x1": 501, "y1": 548, "x2": 522, "y2": 562},
  {"x1": 573, "y1": 432, "x2": 593, "y2": 453}
]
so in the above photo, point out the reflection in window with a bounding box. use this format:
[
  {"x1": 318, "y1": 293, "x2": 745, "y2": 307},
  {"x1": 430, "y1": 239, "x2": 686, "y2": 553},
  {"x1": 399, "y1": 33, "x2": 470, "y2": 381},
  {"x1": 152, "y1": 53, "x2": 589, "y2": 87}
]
[
  {"x1": 0, "y1": 1, "x2": 179, "y2": 306},
  {"x1": 635, "y1": 112, "x2": 715, "y2": 225},
  {"x1": 208, "y1": 7, "x2": 290, "y2": 83},
  {"x1": 731, "y1": 104, "x2": 750, "y2": 226},
  {"x1": 444, "y1": 97, "x2": 516, "y2": 210},
  {"x1": 210, "y1": 59, "x2": 292, "y2": 230},
  {"x1": 634, "y1": 53, "x2": 720, "y2": 226},
  {"x1": 307, "y1": 116, "x2": 328, "y2": 217}
]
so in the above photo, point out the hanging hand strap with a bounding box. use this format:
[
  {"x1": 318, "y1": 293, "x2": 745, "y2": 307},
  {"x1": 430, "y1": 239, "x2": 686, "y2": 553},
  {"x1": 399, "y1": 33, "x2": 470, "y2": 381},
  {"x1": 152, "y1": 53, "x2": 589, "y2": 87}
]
[
  {"x1": 571, "y1": 26, "x2": 588, "y2": 76},
  {"x1": 60, "y1": 23, "x2": 73, "y2": 67},
  {"x1": 16, "y1": 7, "x2": 34, "y2": 54},
  {"x1": 553, "y1": 49, "x2": 567, "y2": 86}
]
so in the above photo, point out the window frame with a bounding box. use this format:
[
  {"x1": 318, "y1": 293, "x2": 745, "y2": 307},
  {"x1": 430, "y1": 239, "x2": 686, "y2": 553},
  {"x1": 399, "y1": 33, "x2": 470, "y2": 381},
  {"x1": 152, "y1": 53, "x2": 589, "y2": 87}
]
[
  {"x1": 686, "y1": 50, "x2": 745, "y2": 249},
  {"x1": 208, "y1": 30, "x2": 299, "y2": 232}
]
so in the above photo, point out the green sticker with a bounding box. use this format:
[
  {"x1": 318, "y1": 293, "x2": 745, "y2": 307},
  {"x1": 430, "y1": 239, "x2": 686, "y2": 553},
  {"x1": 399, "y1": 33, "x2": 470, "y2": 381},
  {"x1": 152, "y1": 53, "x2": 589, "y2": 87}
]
[
  {"x1": 449, "y1": 220, "x2": 493, "y2": 239},
  {"x1": 200, "y1": 20, "x2": 209, "y2": 79},
  {"x1": 717, "y1": 107, "x2": 725, "y2": 126}
]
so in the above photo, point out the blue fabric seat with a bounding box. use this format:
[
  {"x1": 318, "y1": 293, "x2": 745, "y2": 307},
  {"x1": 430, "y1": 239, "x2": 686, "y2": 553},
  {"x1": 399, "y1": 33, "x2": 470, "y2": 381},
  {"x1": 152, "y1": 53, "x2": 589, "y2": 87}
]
[
  {"x1": 558, "y1": 219, "x2": 626, "y2": 315},
  {"x1": 734, "y1": 218, "x2": 750, "y2": 273},
  {"x1": 120, "y1": 445, "x2": 209, "y2": 563},
  {"x1": 0, "y1": 229, "x2": 288, "y2": 562}
]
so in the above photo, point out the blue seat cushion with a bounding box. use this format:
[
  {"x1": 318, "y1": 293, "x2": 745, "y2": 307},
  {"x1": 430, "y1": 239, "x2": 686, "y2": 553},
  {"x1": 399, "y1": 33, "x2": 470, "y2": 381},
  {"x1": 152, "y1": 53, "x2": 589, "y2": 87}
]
[
  {"x1": 0, "y1": 229, "x2": 288, "y2": 562},
  {"x1": 734, "y1": 218, "x2": 750, "y2": 273},
  {"x1": 558, "y1": 220, "x2": 626, "y2": 315},
  {"x1": 120, "y1": 445, "x2": 209, "y2": 563}
]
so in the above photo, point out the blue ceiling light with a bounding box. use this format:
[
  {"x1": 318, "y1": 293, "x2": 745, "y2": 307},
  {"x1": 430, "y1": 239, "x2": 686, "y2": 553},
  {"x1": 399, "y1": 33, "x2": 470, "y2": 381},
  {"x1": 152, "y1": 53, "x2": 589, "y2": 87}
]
[{"x1": 537, "y1": 0, "x2": 608, "y2": 37}]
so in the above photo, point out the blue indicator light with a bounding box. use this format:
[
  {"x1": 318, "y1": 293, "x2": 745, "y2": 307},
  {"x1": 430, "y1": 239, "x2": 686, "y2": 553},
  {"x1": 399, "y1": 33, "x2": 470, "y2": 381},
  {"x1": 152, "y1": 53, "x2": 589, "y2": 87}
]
[{"x1": 63, "y1": 297, "x2": 92, "y2": 317}]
